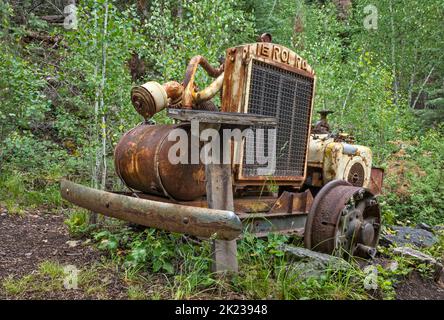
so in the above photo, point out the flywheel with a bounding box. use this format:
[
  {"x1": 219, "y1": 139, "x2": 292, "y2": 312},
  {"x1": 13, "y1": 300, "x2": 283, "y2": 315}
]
[{"x1": 304, "y1": 180, "x2": 381, "y2": 258}]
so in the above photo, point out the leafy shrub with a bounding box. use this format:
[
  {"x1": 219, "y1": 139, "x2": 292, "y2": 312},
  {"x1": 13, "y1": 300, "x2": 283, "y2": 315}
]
[
  {"x1": 382, "y1": 127, "x2": 444, "y2": 224},
  {"x1": 0, "y1": 171, "x2": 62, "y2": 213},
  {"x1": 64, "y1": 209, "x2": 93, "y2": 236},
  {"x1": 92, "y1": 228, "x2": 211, "y2": 276},
  {"x1": 0, "y1": 40, "x2": 49, "y2": 133}
]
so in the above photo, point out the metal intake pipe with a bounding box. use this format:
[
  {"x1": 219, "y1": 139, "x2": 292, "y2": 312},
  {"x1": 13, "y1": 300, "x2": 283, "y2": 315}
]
[
  {"x1": 131, "y1": 81, "x2": 183, "y2": 119},
  {"x1": 183, "y1": 55, "x2": 224, "y2": 108},
  {"x1": 130, "y1": 56, "x2": 224, "y2": 119}
]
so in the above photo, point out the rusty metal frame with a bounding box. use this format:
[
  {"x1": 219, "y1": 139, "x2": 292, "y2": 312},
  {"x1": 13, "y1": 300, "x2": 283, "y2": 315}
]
[{"x1": 240, "y1": 212, "x2": 306, "y2": 238}]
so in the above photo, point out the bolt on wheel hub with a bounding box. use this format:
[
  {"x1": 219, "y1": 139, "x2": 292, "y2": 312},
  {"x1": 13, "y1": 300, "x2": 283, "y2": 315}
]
[{"x1": 305, "y1": 180, "x2": 381, "y2": 258}]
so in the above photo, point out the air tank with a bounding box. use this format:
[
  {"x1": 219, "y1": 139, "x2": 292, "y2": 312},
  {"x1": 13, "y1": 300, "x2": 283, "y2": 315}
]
[{"x1": 114, "y1": 123, "x2": 206, "y2": 201}]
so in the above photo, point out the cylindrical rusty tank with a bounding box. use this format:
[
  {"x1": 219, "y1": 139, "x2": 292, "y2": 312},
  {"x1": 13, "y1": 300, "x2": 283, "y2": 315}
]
[{"x1": 114, "y1": 123, "x2": 206, "y2": 201}]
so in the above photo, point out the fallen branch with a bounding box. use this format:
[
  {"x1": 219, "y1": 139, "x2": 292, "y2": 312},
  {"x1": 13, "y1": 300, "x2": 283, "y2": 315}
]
[
  {"x1": 22, "y1": 31, "x2": 67, "y2": 48},
  {"x1": 40, "y1": 14, "x2": 64, "y2": 23}
]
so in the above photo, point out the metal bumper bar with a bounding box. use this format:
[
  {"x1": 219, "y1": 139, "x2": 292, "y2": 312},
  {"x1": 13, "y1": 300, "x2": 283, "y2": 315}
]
[{"x1": 60, "y1": 179, "x2": 242, "y2": 240}]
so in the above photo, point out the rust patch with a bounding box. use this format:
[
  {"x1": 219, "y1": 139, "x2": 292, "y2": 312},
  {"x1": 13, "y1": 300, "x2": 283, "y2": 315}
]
[{"x1": 192, "y1": 167, "x2": 206, "y2": 183}]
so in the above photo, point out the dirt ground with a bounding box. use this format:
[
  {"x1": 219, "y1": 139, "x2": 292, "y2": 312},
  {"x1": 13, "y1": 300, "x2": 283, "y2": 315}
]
[
  {"x1": 395, "y1": 271, "x2": 444, "y2": 300},
  {"x1": 0, "y1": 211, "x2": 98, "y2": 279},
  {"x1": 0, "y1": 210, "x2": 129, "y2": 299},
  {"x1": 1, "y1": 210, "x2": 443, "y2": 300}
]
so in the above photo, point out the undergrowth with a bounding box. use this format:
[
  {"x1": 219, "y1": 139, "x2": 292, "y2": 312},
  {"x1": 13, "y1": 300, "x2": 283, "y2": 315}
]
[{"x1": 82, "y1": 226, "x2": 380, "y2": 300}]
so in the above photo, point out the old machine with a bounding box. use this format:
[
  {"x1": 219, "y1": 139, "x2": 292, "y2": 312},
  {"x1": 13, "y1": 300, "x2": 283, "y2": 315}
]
[{"x1": 61, "y1": 34, "x2": 384, "y2": 271}]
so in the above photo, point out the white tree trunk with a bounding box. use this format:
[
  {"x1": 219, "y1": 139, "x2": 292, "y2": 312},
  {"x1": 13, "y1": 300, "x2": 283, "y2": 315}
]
[
  {"x1": 90, "y1": 1, "x2": 109, "y2": 224},
  {"x1": 90, "y1": 0, "x2": 100, "y2": 224},
  {"x1": 412, "y1": 65, "x2": 435, "y2": 110},
  {"x1": 99, "y1": 2, "x2": 109, "y2": 190},
  {"x1": 389, "y1": 0, "x2": 399, "y2": 106},
  {"x1": 408, "y1": 59, "x2": 417, "y2": 107}
]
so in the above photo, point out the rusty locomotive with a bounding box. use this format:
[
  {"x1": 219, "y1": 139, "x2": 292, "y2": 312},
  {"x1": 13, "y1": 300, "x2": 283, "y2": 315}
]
[{"x1": 61, "y1": 34, "x2": 383, "y2": 271}]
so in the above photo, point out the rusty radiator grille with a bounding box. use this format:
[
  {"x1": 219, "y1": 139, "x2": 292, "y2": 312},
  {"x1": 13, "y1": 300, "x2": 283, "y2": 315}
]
[{"x1": 241, "y1": 60, "x2": 314, "y2": 179}]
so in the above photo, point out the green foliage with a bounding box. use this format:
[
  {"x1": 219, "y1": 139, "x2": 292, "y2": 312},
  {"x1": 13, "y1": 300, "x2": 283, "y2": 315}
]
[
  {"x1": 0, "y1": 171, "x2": 62, "y2": 213},
  {"x1": 127, "y1": 285, "x2": 148, "y2": 300},
  {"x1": 91, "y1": 226, "x2": 223, "y2": 299},
  {"x1": 141, "y1": 0, "x2": 255, "y2": 83},
  {"x1": 424, "y1": 228, "x2": 444, "y2": 260},
  {"x1": 353, "y1": 0, "x2": 444, "y2": 102},
  {"x1": 233, "y1": 233, "x2": 369, "y2": 300},
  {"x1": 382, "y1": 127, "x2": 444, "y2": 224},
  {"x1": 1, "y1": 261, "x2": 64, "y2": 298},
  {"x1": 56, "y1": 1, "x2": 145, "y2": 187},
  {"x1": 2, "y1": 132, "x2": 70, "y2": 176},
  {"x1": 65, "y1": 209, "x2": 93, "y2": 236},
  {"x1": 90, "y1": 228, "x2": 374, "y2": 299},
  {"x1": 0, "y1": 39, "x2": 49, "y2": 132},
  {"x1": 374, "y1": 241, "x2": 444, "y2": 299},
  {"x1": 417, "y1": 88, "x2": 444, "y2": 126},
  {"x1": 1, "y1": 260, "x2": 125, "y2": 299},
  {"x1": 92, "y1": 227, "x2": 210, "y2": 277},
  {"x1": 123, "y1": 230, "x2": 175, "y2": 274},
  {"x1": 0, "y1": 1, "x2": 13, "y2": 35}
]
